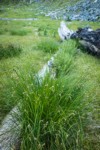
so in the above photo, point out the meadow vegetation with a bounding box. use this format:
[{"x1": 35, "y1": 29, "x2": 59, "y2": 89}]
[
  {"x1": 37, "y1": 38, "x2": 59, "y2": 53},
  {"x1": 0, "y1": 43, "x2": 22, "y2": 59},
  {"x1": 0, "y1": 1, "x2": 100, "y2": 150}
]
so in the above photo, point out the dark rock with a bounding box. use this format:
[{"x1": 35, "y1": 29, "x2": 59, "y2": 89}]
[{"x1": 71, "y1": 27, "x2": 100, "y2": 56}]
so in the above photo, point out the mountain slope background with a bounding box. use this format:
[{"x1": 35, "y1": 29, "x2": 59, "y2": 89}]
[{"x1": 1, "y1": 0, "x2": 100, "y2": 21}]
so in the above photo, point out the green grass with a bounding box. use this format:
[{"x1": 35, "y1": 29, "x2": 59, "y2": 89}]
[
  {"x1": 0, "y1": 29, "x2": 5, "y2": 35},
  {"x1": 54, "y1": 40, "x2": 77, "y2": 77},
  {"x1": 0, "y1": 43, "x2": 22, "y2": 59},
  {"x1": 17, "y1": 74, "x2": 88, "y2": 150},
  {"x1": 0, "y1": 19, "x2": 54, "y2": 123},
  {"x1": 14, "y1": 40, "x2": 97, "y2": 150},
  {"x1": 10, "y1": 29, "x2": 29, "y2": 36},
  {"x1": 0, "y1": 8, "x2": 59, "y2": 123},
  {"x1": 0, "y1": 2, "x2": 100, "y2": 150},
  {"x1": 37, "y1": 38, "x2": 59, "y2": 53}
]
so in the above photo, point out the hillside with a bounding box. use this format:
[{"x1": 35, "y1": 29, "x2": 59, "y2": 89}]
[
  {"x1": 1, "y1": 0, "x2": 100, "y2": 21},
  {"x1": 37, "y1": 0, "x2": 100, "y2": 21}
]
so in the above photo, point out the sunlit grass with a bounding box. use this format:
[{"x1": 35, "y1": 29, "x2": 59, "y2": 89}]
[{"x1": 37, "y1": 38, "x2": 59, "y2": 53}]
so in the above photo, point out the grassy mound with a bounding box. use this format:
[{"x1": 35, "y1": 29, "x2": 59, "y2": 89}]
[
  {"x1": 37, "y1": 38, "x2": 59, "y2": 53},
  {"x1": 0, "y1": 43, "x2": 22, "y2": 59}
]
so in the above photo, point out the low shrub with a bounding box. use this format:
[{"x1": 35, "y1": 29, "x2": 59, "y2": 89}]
[
  {"x1": 37, "y1": 38, "x2": 59, "y2": 53},
  {"x1": 0, "y1": 43, "x2": 22, "y2": 59},
  {"x1": 10, "y1": 29, "x2": 28, "y2": 36},
  {"x1": 0, "y1": 29, "x2": 5, "y2": 35}
]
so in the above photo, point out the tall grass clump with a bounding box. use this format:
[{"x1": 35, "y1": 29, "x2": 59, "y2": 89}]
[
  {"x1": 13, "y1": 39, "x2": 91, "y2": 149},
  {"x1": 15, "y1": 72, "x2": 90, "y2": 150},
  {"x1": 54, "y1": 40, "x2": 77, "y2": 77},
  {"x1": 37, "y1": 38, "x2": 59, "y2": 53},
  {"x1": 0, "y1": 43, "x2": 22, "y2": 59}
]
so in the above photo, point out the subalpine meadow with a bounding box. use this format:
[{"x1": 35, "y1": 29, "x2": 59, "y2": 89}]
[{"x1": 0, "y1": 0, "x2": 100, "y2": 149}]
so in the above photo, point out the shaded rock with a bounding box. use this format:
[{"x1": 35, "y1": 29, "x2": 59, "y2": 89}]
[
  {"x1": 0, "y1": 107, "x2": 21, "y2": 150},
  {"x1": 71, "y1": 27, "x2": 100, "y2": 56}
]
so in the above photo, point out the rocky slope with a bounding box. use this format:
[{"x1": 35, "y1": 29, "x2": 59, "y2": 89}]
[
  {"x1": 65, "y1": 0, "x2": 100, "y2": 21},
  {"x1": 45, "y1": 0, "x2": 100, "y2": 21}
]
